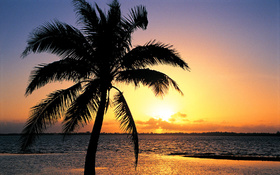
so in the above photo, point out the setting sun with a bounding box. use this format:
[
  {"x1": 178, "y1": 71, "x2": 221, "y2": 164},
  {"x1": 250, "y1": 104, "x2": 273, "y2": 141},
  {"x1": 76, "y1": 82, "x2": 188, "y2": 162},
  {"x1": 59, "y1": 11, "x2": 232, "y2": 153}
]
[{"x1": 151, "y1": 106, "x2": 175, "y2": 121}]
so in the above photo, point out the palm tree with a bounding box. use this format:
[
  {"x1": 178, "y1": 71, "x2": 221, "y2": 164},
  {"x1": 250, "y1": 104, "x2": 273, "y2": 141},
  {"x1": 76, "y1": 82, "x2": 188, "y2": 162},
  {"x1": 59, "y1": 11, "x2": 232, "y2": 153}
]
[{"x1": 20, "y1": 0, "x2": 189, "y2": 174}]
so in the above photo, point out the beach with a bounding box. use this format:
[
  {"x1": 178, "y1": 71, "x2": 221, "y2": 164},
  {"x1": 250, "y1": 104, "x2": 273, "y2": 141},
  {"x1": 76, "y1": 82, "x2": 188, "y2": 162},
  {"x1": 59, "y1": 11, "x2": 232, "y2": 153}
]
[
  {"x1": 1, "y1": 134, "x2": 279, "y2": 174},
  {"x1": 1, "y1": 153, "x2": 280, "y2": 174}
]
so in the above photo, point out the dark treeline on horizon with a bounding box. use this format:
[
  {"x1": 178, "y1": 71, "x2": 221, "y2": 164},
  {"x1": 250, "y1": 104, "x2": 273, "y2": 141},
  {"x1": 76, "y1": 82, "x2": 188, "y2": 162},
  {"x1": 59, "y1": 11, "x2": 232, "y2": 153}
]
[{"x1": 1, "y1": 131, "x2": 280, "y2": 136}]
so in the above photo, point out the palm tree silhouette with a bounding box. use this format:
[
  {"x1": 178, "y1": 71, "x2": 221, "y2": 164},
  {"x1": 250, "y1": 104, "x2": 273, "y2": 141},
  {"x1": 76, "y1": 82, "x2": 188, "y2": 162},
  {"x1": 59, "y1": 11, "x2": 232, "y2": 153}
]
[{"x1": 20, "y1": 0, "x2": 189, "y2": 174}]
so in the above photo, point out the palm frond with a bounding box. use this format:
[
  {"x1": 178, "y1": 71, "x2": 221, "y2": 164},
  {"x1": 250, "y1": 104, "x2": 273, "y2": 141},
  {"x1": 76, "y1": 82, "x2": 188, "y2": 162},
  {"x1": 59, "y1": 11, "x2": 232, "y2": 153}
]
[
  {"x1": 116, "y1": 69, "x2": 183, "y2": 97},
  {"x1": 107, "y1": 0, "x2": 129, "y2": 59},
  {"x1": 122, "y1": 40, "x2": 189, "y2": 70},
  {"x1": 95, "y1": 3, "x2": 107, "y2": 26},
  {"x1": 105, "y1": 89, "x2": 111, "y2": 112},
  {"x1": 25, "y1": 58, "x2": 92, "y2": 96},
  {"x1": 113, "y1": 88, "x2": 138, "y2": 166},
  {"x1": 63, "y1": 79, "x2": 102, "y2": 133},
  {"x1": 108, "y1": 0, "x2": 121, "y2": 26},
  {"x1": 72, "y1": 0, "x2": 99, "y2": 35},
  {"x1": 21, "y1": 20, "x2": 92, "y2": 59},
  {"x1": 123, "y1": 5, "x2": 148, "y2": 31},
  {"x1": 121, "y1": 5, "x2": 148, "y2": 48},
  {"x1": 20, "y1": 82, "x2": 82, "y2": 151}
]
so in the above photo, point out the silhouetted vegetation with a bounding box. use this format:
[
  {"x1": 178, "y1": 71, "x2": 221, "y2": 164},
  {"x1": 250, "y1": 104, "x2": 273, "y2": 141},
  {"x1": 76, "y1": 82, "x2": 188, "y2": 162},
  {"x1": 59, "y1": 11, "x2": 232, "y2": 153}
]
[{"x1": 20, "y1": 0, "x2": 188, "y2": 174}]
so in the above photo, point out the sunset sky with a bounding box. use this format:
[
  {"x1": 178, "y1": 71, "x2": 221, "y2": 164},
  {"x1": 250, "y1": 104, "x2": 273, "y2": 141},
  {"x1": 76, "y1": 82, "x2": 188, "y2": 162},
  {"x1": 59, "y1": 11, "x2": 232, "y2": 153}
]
[{"x1": 0, "y1": 0, "x2": 279, "y2": 134}]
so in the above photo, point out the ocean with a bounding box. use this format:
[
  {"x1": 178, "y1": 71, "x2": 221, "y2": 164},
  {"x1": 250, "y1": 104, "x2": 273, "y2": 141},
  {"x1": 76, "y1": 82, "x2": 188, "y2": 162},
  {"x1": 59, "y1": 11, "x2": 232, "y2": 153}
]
[{"x1": 0, "y1": 134, "x2": 279, "y2": 174}]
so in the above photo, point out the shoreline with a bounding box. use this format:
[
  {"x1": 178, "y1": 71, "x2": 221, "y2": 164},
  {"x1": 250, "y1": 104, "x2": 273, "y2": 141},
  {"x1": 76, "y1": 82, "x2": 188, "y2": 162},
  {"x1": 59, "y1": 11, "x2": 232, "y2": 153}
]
[
  {"x1": 168, "y1": 153, "x2": 280, "y2": 161},
  {"x1": 2, "y1": 152, "x2": 279, "y2": 162}
]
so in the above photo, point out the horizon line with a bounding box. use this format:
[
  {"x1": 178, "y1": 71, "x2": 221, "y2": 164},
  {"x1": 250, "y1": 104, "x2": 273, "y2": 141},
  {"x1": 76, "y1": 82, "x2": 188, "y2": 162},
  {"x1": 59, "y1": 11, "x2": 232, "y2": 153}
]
[{"x1": 1, "y1": 131, "x2": 279, "y2": 136}]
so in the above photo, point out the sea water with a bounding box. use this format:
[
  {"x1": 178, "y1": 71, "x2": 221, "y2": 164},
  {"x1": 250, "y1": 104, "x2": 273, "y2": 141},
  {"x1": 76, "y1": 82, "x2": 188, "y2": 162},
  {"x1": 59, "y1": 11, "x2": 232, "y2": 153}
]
[{"x1": 0, "y1": 134, "x2": 279, "y2": 174}]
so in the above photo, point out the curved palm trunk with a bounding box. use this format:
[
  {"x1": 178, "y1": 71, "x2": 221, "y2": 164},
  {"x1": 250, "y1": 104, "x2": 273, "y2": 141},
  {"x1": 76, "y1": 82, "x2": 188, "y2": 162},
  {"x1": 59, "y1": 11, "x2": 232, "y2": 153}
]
[{"x1": 84, "y1": 89, "x2": 107, "y2": 175}]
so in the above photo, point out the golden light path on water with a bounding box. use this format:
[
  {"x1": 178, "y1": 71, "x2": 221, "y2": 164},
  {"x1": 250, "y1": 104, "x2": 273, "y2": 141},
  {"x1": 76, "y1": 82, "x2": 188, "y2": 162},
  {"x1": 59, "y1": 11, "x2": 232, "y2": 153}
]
[{"x1": 67, "y1": 154, "x2": 280, "y2": 175}]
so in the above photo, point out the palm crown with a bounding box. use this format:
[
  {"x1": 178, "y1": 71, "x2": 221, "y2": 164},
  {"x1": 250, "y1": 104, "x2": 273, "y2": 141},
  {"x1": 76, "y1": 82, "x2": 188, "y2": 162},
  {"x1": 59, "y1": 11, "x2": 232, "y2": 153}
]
[{"x1": 20, "y1": 0, "x2": 189, "y2": 174}]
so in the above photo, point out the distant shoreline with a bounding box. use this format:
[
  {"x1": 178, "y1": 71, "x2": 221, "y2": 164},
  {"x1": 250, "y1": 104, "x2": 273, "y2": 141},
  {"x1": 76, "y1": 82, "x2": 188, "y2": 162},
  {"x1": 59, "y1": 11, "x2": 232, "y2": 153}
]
[{"x1": 1, "y1": 131, "x2": 279, "y2": 136}]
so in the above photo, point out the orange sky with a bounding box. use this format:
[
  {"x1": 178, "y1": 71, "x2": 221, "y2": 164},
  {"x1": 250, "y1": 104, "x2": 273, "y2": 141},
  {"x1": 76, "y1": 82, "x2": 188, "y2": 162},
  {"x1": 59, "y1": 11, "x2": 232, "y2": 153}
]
[{"x1": 0, "y1": 0, "x2": 279, "y2": 133}]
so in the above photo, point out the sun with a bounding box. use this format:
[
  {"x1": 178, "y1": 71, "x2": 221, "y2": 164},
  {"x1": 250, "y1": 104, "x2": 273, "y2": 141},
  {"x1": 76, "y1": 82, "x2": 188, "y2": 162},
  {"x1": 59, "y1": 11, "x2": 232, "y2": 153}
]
[
  {"x1": 144, "y1": 99, "x2": 178, "y2": 122},
  {"x1": 152, "y1": 106, "x2": 174, "y2": 121}
]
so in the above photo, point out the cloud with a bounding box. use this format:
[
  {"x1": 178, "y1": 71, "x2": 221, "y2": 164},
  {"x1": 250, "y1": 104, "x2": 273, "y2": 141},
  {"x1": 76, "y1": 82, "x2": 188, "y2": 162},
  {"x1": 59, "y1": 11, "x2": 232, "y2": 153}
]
[
  {"x1": 137, "y1": 118, "x2": 162, "y2": 130},
  {"x1": 172, "y1": 112, "x2": 187, "y2": 118},
  {"x1": 194, "y1": 119, "x2": 205, "y2": 123},
  {"x1": 1, "y1": 118, "x2": 279, "y2": 134},
  {"x1": 168, "y1": 112, "x2": 189, "y2": 122},
  {"x1": 135, "y1": 117, "x2": 280, "y2": 133}
]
